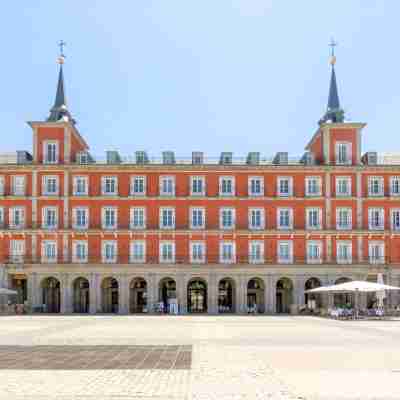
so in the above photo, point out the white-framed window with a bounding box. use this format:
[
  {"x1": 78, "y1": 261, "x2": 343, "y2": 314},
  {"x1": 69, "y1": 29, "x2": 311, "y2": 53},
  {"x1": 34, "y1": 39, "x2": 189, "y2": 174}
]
[
  {"x1": 307, "y1": 241, "x2": 322, "y2": 264},
  {"x1": 11, "y1": 175, "x2": 25, "y2": 196},
  {"x1": 390, "y1": 176, "x2": 400, "y2": 197},
  {"x1": 249, "y1": 240, "x2": 264, "y2": 264},
  {"x1": 130, "y1": 175, "x2": 146, "y2": 196},
  {"x1": 277, "y1": 240, "x2": 293, "y2": 264},
  {"x1": 306, "y1": 208, "x2": 322, "y2": 230},
  {"x1": 335, "y1": 142, "x2": 352, "y2": 165},
  {"x1": 277, "y1": 176, "x2": 293, "y2": 197},
  {"x1": 190, "y1": 176, "x2": 205, "y2": 196},
  {"x1": 220, "y1": 207, "x2": 235, "y2": 229},
  {"x1": 305, "y1": 176, "x2": 322, "y2": 197},
  {"x1": 368, "y1": 208, "x2": 384, "y2": 230},
  {"x1": 219, "y1": 241, "x2": 236, "y2": 264},
  {"x1": 337, "y1": 241, "x2": 352, "y2": 264},
  {"x1": 102, "y1": 240, "x2": 117, "y2": 263},
  {"x1": 130, "y1": 207, "x2": 146, "y2": 229},
  {"x1": 159, "y1": 176, "x2": 175, "y2": 196},
  {"x1": 277, "y1": 208, "x2": 293, "y2": 230},
  {"x1": 130, "y1": 240, "x2": 146, "y2": 263},
  {"x1": 159, "y1": 241, "x2": 175, "y2": 263},
  {"x1": 42, "y1": 175, "x2": 59, "y2": 196},
  {"x1": 102, "y1": 206, "x2": 117, "y2": 229},
  {"x1": 41, "y1": 240, "x2": 57, "y2": 263},
  {"x1": 72, "y1": 207, "x2": 89, "y2": 230},
  {"x1": 0, "y1": 207, "x2": 4, "y2": 227},
  {"x1": 368, "y1": 176, "x2": 384, "y2": 197},
  {"x1": 73, "y1": 176, "x2": 88, "y2": 196},
  {"x1": 9, "y1": 239, "x2": 25, "y2": 263},
  {"x1": 0, "y1": 175, "x2": 5, "y2": 195},
  {"x1": 43, "y1": 141, "x2": 59, "y2": 164},
  {"x1": 248, "y1": 208, "x2": 265, "y2": 230},
  {"x1": 219, "y1": 176, "x2": 235, "y2": 196},
  {"x1": 190, "y1": 207, "x2": 205, "y2": 229},
  {"x1": 391, "y1": 209, "x2": 400, "y2": 231},
  {"x1": 160, "y1": 207, "x2": 175, "y2": 229},
  {"x1": 248, "y1": 176, "x2": 264, "y2": 197},
  {"x1": 336, "y1": 176, "x2": 351, "y2": 197},
  {"x1": 72, "y1": 240, "x2": 88, "y2": 263},
  {"x1": 9, "y1": 207, "x2": 25, "y2": 229},
  {"x1": 101, "y1": 176, "x2": 118, "y2": 196},
  {"x1": 369, "y1": 241, "x2": 385, "y2": 264},
  {"x1": 336, "y1": 207, "x2": 352, "y2": 230},
  {"x1": 190, "y1": 241, "x2": 206, "y2": 264},
  {"x1": 42, "y1": 207, "x2": 58, "y2": 229}
]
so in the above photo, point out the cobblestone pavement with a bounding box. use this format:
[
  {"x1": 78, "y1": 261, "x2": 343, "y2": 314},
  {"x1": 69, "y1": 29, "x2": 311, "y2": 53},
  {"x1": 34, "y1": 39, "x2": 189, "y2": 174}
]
[{"x1": 1, "y1": 315, "x2": 400, "y2": 400}]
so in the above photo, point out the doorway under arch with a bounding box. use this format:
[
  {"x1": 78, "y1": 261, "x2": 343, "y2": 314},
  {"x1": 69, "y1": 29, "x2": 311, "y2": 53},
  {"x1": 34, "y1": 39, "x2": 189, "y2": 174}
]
[
  {"x1": 158, "y1": 277, "x2": 177, "y2": 313},
  {"x1": 304, "y1": 277, "x2": 322, "y2": 309},
  {"x1": 130, "y1": 277, "x2": 147, "y2": 313},
  {"x1": 101, "y1": 277, "x2": 119, "y2": 313},
  {"x1": 247, "y1": 278, "x2": 265, "y2": 313},
  {"x1": 334, "y1": 277, "x2": 352, "y2": 307},
  {"x1": 73, "y1": 277, "x2": 90, "y2": 313},
  {"x1": 41, "y1": 277, "x2": 61, "y2": 313},
  {"x1": 276, "y1": 277, "x2": 293, "y2": 314},
  {"x1": 187, "y1": 279, "x2": 207, "y2": 313},
  {"x1": 218, "y1": 278, "x2": 236, "y2": 313}
]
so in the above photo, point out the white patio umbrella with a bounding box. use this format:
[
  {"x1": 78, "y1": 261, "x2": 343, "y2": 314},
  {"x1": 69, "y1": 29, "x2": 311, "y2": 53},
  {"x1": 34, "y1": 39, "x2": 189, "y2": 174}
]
[
  {"x1": 0, "y1": 288, "x2": 18, "y2": 295},
  {"x1": 376, "y1": 273, "x2": 386, "y2": 308},
  {"x1": 305, "y1": 280, "x2": 400, "y2": 294}
]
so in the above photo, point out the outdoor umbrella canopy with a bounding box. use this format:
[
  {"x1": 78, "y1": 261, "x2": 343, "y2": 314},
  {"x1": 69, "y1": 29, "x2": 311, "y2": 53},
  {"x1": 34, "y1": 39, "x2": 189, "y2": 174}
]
[
  {"x1": 305, "y1": 280, "x2": 400, "y2": 294},
  {"x1": 0, "y1": 288, "x2": 18, "y2": 295}
]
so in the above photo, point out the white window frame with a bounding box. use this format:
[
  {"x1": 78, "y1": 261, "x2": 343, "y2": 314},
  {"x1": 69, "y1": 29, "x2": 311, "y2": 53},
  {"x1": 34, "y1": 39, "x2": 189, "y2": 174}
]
[
  {"x1": 190, "y1": 207, "x2": 205, "y2": 229},
  {"x1": 248, "y1": 176, "x2": 264, "y2": 197},
  {"x1": 369, "y1": 241, "x2": 385, "y2": 264},
  {"x1": 42, "y1": 175, "x2": 59, "y2": 196},
  {"x1": 11, "y1": 175, "x2": 25, "y2": 196},
  {"x1": 190, "y1": 241, "x2": 206, "y2": 264},
  {"x1": 42, "y1": 206, "x2": 58, "y2": 230},
  {"x1": 249, "y1": 240, "x2": 264, "y2": 264},
  {"x1": 306, "y1": 207, "x2": 322, "y2": 230},
  {"x1": 159, "y1": 175, "x2": 175, "y2": 196},
  {"x1": 0, "y1": 207, "x2": 4, "y2": 228},
  {"x1": 368, "y1": 207, "x2": 384, "y2": 230},
  {"x1": 277, "y1": 207, "x2": 293, "y2": 230},
  {"x1": 0, "y1": 175, "x2": 5, "y2": 195},
  {"x1": 277, "y1": 240, "x2": 293, "y2": 264},
  {"x1": 219, "y1": 176, "x2": 235, "y2": 196},
  {"x1": 248, "y1": 208, "x2": 265, "y2": 230},
  {"x1": 72, "y1": 207, "x2": 89, "y2": 230},
  {"x1": 72, "y1": 176, "x2": 89, "y2": 196},
  {"x1": 102, "y1": 240, "x2": 118, "y2": 263},
  {"x1": 159, "y1": 241, "x2": 175, "y2": 263},
  {"x1": 9, "y1": 207, "x2": 25, "y2": 229},
  {"x1": 72, "y1": 240, "x2": 88, "y2": 263},
  {"x1": 190, "y1": 176, "x2": 205, "y2": 196},
  {"x1": 159, "y1": 207, "x2": 176, "y2": 229},
  {"x1": 391, "y1": 209, "x2": 400, "y2": 231},
  {"x1": 102, "y1": 206, "x2": 117, "y2": 230},
  {"x1": 368, "y1": 176, "x2": 384, "y2": 197},
  {"x1": 336, "y1": 207, "x2": 352, "y2": 230},
  {"x1": 336, "y1": 241, "x2": 352, "y2": 264},
  {"x1": 41, "y1": 240, "x2": 57, "y2": 263},
  {"x1": 43, "y1": 140, "x2": 59, "y2": 164},
  {"x1": 305, "y1": 176, "x2": 322, "y2": 197},
  {"x1": 101, "y1": 176, "x2": 118, "y2": 196},
  {"x1": 130, "y1": 175, "x2": 147, "y2": 196},
  {"x1": 219, "y1": 241, "x2": 236, "y2": 264},
  {"x1": 130, "y1": 207, "x2": 146, "y2": 229},
  {"x1": 390, "y1": 176, "x2": 400, "y2": 197},
  {"x1": 130, "y1": 240, "x2": 146, "y2": 263},
  {"x1": 219, "y1": 207, "x2": 236, "y2": 230},
  {"x1": 277, "y1": 176, "x2": 293, "y2": 197},
  {"x1": 306, "y1": 240, "x2": 322, "y2": 264},
  {"x1": 335, "y1": 176, "x2": 352, "y2": 197},
  {"x1": 335, "y1": 142, "x2": 352, "y2": 165},
  {"x1": 9, "y1": 239, "x2": 25, "y2": 263}
]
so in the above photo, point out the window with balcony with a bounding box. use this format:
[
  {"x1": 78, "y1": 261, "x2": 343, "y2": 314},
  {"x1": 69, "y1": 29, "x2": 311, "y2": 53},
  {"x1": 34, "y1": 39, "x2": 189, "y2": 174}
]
[
  {"x1": 43, "y1": 141, "x2": 59, "y2": 164},
  {"x1": 11, "y1": 175, "x2": 25, "y2": 196},
  {"x1": 73, "y1": 240, "x2": 88, "y2": 263},
  {"x1": 159, "y1": 176, "x2": 175, "y2": 196},
  {"x1": 131, "y1": 176, "x2": 146, "y2": 196},
  {"x1": 190, "y1": 207, "x2": 205, "y2": 229},
  {"x1": 307, "y1": 241, "x2": 322, "y2": 264},
  {"x1": 159, "y1": 241, "x2": 175, "y2": 263},
  {"x1": 190, "y1": 176, "x2": 205, "y2": 196},
  {"x1": 42, "y1": 175, "x2": 59, "y2": 196},
  {"x1": 337, "y1": 241, "x2": 352, "y2": 264},
  {"x1": 190, "y1": 241, "x2": 205, "y2": 264},
  {"x1": 130, "y1": 240, "x2": 146, "y2": 263},
  {"x1": 336, "y1": 208, "x2": 352, "y2": 230},
  {"x1": 336, "y1": 176, "x2": 351, "y2": 197},
  {"x1": 277, "y1": 241, "x2": 293, "y2": 264},
  {"x1": 41, "y1": 240, "x2": 57, "y2": 263},
  {"x1": 102, "y1": 240, "x2": 117, "y2": 263},
  {"x1": 160, "y1": 207, "x2": 175, "y2": 229},
  {"x1": 248, "y1": 208, "x2": 265, "y2": 230},
  {"x1": 0, "y1": 175, "x2": 5, "y2": 195},
  {"x1": 42, "y1": 207, "x2": 58, "y2": 229},
  {"x1": 9, "y1": 207, "x2": 25, "y2": 229},
  {"x1": 102, "y1": 207, "x2": 117, "y2": 230},
  {"x1": 390, "y1": 176, "x2": 400, "y2": 196},
  {"x1": 368, "y1": 176, "x2": 384, "y2": 197},
  {"x1": 102, "y1": 176, "x2": 118, "y2": 196},
  {"x1": 336, "y1": 142, "x2": 351, "y2": 165},
  {"x1": 10, "y1": 240, "x2": 25, "y2": 263},
  {"x1": 130, "y1": 207, "x2": 146, "y2": 229},
  {"x1": 368, "y1": 208, "x2": 384, "y2": 230},
  {"x1": 248, "y1": 176, "x2": 264, "y2": 196},
  {"x1": 219, "y1": 241, "x2": 235, "y2": 264},
  {"x1": 277, "y1": 208, "x2": 293, "y2": 230},
  {"x1": 0, "y1": 207, "x2": 4, "y2": 228},
  {"x1": 391, "y1": 209, "x2": 400, "y2": 231},
  {"x1": 219, "y1": 176, "x2": 235, "y2": 196},
  {"x1": 220, "y1": 208, "x2": 235, "y2": 230},
  {"x1": 305, "y1": 176, "x2": 321, "y2": 197},
  {"x1": 369, "y1": 241, "x2": 385, "y2": 264},
  {"x1": 249, "y1": 240, "x2": 264, "y2": 264},
  {"x1": 277, "y1": 177, "x2": 293, "y2": 197},
  {"x1": 306, "y1": 208, "x2": 321, "y2": 230},
  {"x1": 72, "y1": 207, "x2": 89, "y2": 230},
  {"x1": 73, "y1": 176, "x2": 88, "y2": 196}
]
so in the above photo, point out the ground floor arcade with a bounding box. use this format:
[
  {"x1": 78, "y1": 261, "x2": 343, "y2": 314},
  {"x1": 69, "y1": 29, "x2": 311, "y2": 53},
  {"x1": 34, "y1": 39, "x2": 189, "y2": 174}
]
[{"x1": 2, "y1": 265, "x2": 399, "y2": 314}]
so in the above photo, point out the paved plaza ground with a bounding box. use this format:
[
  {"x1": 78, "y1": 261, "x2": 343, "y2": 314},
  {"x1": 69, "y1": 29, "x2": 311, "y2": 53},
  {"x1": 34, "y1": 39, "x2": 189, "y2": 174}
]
[{"x1": 0, "y1": 316, "x2": 400, "y2": 400}]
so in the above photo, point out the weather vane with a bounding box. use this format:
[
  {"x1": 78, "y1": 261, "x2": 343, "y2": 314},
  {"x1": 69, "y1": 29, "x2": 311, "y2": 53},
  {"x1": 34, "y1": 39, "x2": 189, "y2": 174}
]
[
  {"x1": 329, "y1": 38, "x2": 337, "y2": 65},
  {"x1": 57, "y1": 40, "x2": 66, "y2": 65}
]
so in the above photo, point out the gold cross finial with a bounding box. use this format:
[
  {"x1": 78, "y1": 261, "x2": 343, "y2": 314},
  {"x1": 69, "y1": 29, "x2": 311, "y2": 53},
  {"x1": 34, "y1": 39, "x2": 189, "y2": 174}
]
[
  {"x1": 57, "y1": 40, "x2": 66, "y2": 65},
  {"x1": 329, "y1": 38, "x2": 337, "y2": 65}
]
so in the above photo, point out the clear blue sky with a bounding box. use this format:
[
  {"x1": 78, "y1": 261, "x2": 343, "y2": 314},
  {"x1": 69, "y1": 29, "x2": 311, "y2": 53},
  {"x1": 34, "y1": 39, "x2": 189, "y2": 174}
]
[{"x1": 1, "y1": 1, "x2": 399, "y2": 158}]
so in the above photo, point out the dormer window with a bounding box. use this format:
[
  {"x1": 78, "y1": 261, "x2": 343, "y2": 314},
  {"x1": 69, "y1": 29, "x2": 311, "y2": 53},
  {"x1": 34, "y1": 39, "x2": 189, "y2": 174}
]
[
  {"x1": 44, "y1": 141, "x2": 59, "y2": 164},
  {"x1": 336, "y1": 142, "x2": 351, "y2": 165}
]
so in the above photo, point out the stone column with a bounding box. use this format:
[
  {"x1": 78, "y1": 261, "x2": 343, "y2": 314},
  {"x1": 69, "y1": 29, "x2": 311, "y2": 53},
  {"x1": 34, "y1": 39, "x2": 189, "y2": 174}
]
[
  {"x1": 27, "y1": 272, "x2": 39, "y2": 310},
  {"x1": 118, "y1": 275, "x2": 129, "y2": 315},
  {"x1": 89, "y1": 273, "x2": 98, "y2": 314},
  {"x1": 293, "y1": 276, "x2": 305, "y2": 313},
  {"x1": 237, "y1": 275, "x2": 247, "y2": 314},
  {"x1": 146, "y1": 273, "x2": 157, "y2": 314},
  {"x1": 177, "y1": 274, "x2": 187, "y2": 314},
  {"x1": 60, "y1": 273, "x2": 71, "y2": 314},
  {"x1": 266, "y1": 275, "x2": 276, "y2": 314},
  {"x1": 97, "y1": 275, "x2": 103, "y2": 313},
  {"x1": 208, "y1": 273, "x2": 218, "y2": 314}
]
